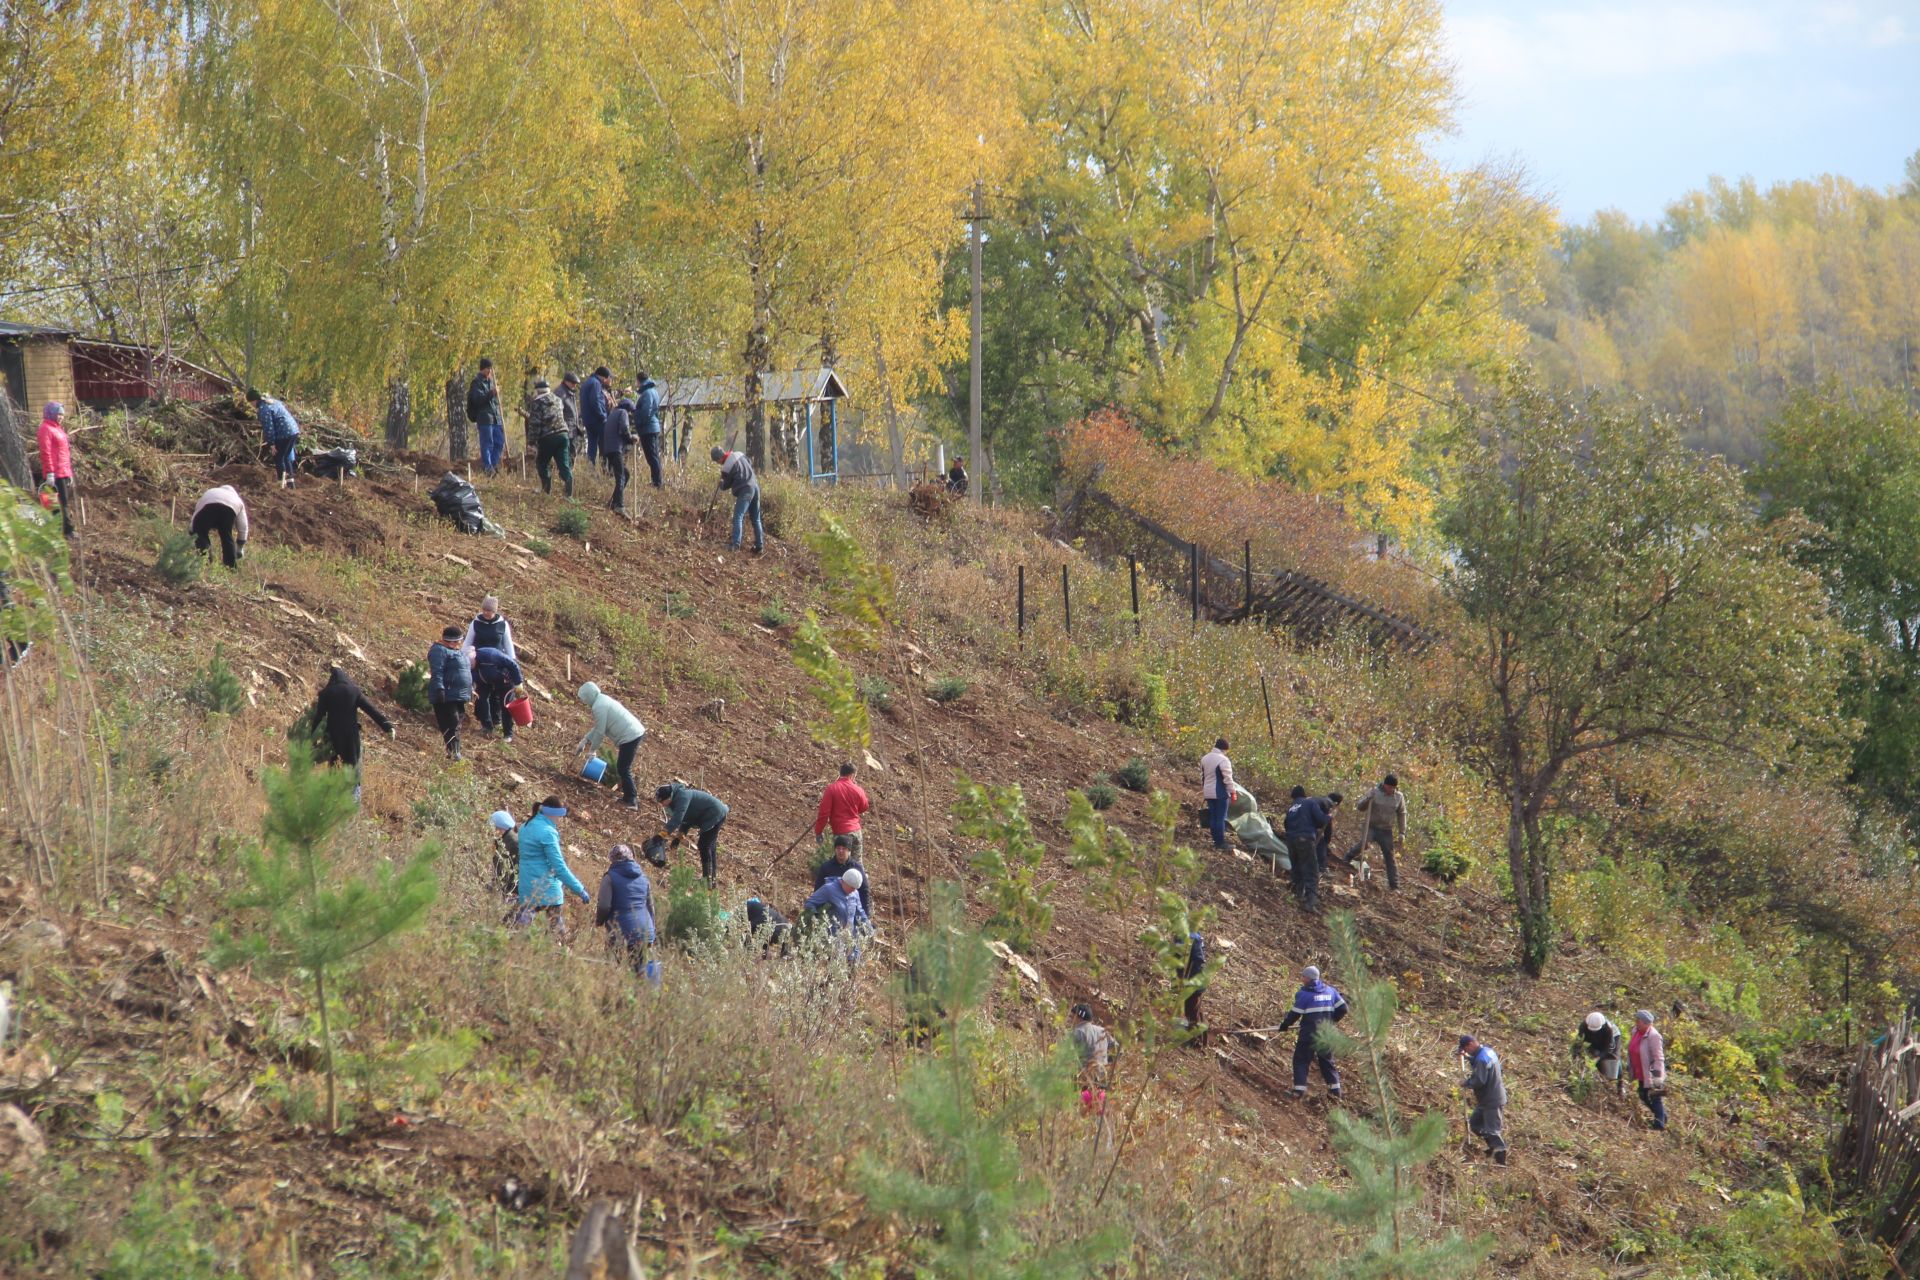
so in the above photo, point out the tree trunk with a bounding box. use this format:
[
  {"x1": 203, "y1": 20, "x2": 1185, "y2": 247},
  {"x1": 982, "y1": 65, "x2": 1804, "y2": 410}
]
[
  {"x1": 744, "y1": 221, "x2": 771, "y2": 470},
  {"x1": 444, "y1": 375, "x2": 467, "y2": 462},
  {"x1": 0, "y1": 393, "x2": 30, "y2": 489},
  {"x1": 384, "y1": 378, "x2": 411, "y2": 451},
  {"x1": 1509, "y1": 796, "x2": 1554, "y2": 977}
]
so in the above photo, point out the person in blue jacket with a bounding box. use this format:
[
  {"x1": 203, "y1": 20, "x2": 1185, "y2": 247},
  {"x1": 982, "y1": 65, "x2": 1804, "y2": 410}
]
[
  {"x1": 426, "y1": 625, "x2": 473, "y2": 760},
  {"x1": 594, "y1": 843, "x2": 655, "y2": 974},
  {"x1": 580, "y1": 367, "x2": 611, "y2": 469},
  {"x1": 471, "y1": 645, "x2": 523, "y2": 743},
  {"x1": 248, "y1": 388, "x2": 301, "y2": 489},
  {"x1": 634, "y1": 370, "x2": 664, "y2": 489},
  {"x1": 1277, "y1": 965, "x2": 1347, "y2": 1099},
  {"x1": 656, "y1": 781, "x2": 729, "y2": 883},
  {"x1": 604, "y1": 392, "x2": 635, "y2": 512},
  {"x1": 1458, "y1": 1033, "x2": 1509, "y2": 1164},
  {"x1": 804, "y1": 867, "x2": 869, "y2": 963},
  {"x1": 1180, "y1": 931, "x2": 1208, "y2": 1043},
  {"x1": 1281, "y1": 786, "x2": 1332, "y2": 911},
  {"x1": 516, "y1": 797, "x2": 590, "y2": 937}
]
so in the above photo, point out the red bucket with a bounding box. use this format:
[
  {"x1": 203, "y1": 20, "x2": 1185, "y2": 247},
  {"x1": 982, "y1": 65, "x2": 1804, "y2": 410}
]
[{"x1": 505, "y1": 695, "x2": 534, "y2": 727}]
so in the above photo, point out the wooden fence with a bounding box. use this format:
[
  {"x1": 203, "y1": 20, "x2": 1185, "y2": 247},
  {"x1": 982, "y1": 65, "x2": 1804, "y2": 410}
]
[
  {"x1": 1061, "y1": 481, "x2": 1438, "y2": 653},
  {"x1": 1836, "y1": 1016, "x2": 1920, "y2": 1267}
]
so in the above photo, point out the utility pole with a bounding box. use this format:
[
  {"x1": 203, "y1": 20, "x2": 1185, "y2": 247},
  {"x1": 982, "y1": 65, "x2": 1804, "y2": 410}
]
[{"x1": 968, "y1": 178, "x2": 986, "y2": 506}]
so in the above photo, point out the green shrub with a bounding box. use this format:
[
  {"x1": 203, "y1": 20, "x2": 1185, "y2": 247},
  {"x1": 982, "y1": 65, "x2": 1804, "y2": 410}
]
[
  {"x1": 394, "y1": 661, "x2": 431, "y2": 712},
  {"x1": 858, "y1": 675, "x2": 893, "y2": 711},
  {"x1": 929, "y1": 675, "x2": 969, "y2": 703},
  {"x1": 1115, "y1": 756, "x2": 1152, "y2": 792},
  {"x1": 1109, "y1": 664, "x2": 1171, "y2": 729},
  {"x1": 524, "y1": 536, "x2": 553, "y2": 558},
  {"x1": 760, "y1": 597, "x2": 791, "y2": 627},
  {"x1": 154, "y1": 526, "x2": 202, "y2": 586},
  {"x1": 552, "y1": 503, "x2": 591, "y2": 539},
  {"x1": 1087, "y1": 778, "x2": 1119, "y2": 811},
  {"x1": 666, "y1": 591, "x2": 696, "y2": 619},
  {"x1": 182, "y1": 647, "x2": 246, "y2": 715},
  {"x1": 1419, "y1": 815, "x2": 1474, "y2": 883},
  {"x1": 1672, "y1": 1030, "x2": 1760, "y2": 1097},
  {"x1": 662, "y1": 864, "x2": 721, "y2": 944}
]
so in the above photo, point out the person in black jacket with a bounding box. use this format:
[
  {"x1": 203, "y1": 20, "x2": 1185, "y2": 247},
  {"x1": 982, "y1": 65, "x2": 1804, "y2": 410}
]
[
  {"x1": 467, "y1": 359, "x2": 504, "y2": 476},
  {"x1": 605, "y1": 392, "x2": 635, "y2": 513},
  {"x1": 308, "y1": 664, "x2": 395, "y2": 802},
  {"x1": 1180, "y1": 932, "x2": 1208, "y2": 1044},
  {"x1": 744, "y1": 897, "x2": 792, "y2": 952},
  {"x1": 812, "y1": 834, "x2": 872, "y2": 916},
  {"x1": 1577, "y1": 1010, "x2": 1626, "y2": 1098}
]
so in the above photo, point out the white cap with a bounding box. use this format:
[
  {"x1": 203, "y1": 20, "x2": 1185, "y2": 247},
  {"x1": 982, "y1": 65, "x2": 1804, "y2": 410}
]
[
  {"x1": 1302, "y1": 966, "x2": 1320, "y2": 983},
  {"x1": 490, "y1": 810, "x2": 514, "y2": 831},
  {"x1": 1585, "y1": 1011, "x2": 1605, "y2": 1031},
  {"x1": 840, "y1": 867, "x2": 864, "y2": 891}
]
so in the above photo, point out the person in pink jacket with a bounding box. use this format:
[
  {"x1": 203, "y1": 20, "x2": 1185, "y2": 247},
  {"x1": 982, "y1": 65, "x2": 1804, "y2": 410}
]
[
  {"x1": 1628, "y1": 1010, "x2": 1668, "y2": 1130},
  {"x1": 36, "y1": 402, "x2": 74, "y2": 538}
]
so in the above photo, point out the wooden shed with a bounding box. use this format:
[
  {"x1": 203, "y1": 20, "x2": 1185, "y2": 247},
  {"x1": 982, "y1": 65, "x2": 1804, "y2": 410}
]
[
  {"x1": 663, "y1": 368, "x2": 849, "y2": 481},
  {"x1": 1, "y1": 321, "x2": 229, "y2": 412}
]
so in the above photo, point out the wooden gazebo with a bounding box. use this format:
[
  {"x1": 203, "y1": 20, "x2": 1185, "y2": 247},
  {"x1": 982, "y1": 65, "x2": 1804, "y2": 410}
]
[{"x1": 663, "y1": 368, "x2": 849, "y2": 481}]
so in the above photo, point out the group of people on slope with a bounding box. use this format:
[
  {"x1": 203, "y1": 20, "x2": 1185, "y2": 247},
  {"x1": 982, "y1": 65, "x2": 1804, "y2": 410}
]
[
  {"x1": 482, "y1": 763, "x2": 877, "y2": 977},
  {"x1": 1576, "y1": 1008, "x2": 1671, "y2": 1129},
  {"x1": 1199, "y1": 738, "x2": 1408, "y2": 909},
  {"x1": 496, "y1": 364, "x2": 670, "y2": 509}
]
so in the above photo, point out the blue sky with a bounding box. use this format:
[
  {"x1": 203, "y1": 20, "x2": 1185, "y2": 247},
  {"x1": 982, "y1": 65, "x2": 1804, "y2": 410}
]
[{"x1": 1434, "y1": 0, "x2": 1920, "y2": 226}]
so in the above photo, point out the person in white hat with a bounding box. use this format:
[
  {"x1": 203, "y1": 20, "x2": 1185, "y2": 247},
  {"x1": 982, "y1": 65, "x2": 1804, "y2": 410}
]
[
  {"x1": 1576, "y1": 1010, "x2": 1625, "y2": 1098},
  {"x1": 489, "y1": 810, "x2": 520, "y2": 905}
]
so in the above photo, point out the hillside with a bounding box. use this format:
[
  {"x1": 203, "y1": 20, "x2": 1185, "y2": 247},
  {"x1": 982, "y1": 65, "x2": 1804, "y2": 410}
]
[{"x1": 0, "y1": 429, "x2": 1864, "y2": 1278}]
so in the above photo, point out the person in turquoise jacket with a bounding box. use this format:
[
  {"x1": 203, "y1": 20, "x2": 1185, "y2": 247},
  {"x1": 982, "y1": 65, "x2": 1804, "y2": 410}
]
[
  {"x1": 575, "y1": 681, "x2": 646, "y2": 808},
  {"x1": 516, "y1": 796, "x2": 590, "y2": 937}
]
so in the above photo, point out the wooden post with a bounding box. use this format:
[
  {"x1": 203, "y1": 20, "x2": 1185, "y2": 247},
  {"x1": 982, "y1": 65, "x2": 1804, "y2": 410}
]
[
  {"x1": 1129, "y1": 556, "x2": 1141, "y2": 636},
  {"x1": 1189, "y1": 543, "x2": 1199, "y2": 630},
  {"x1": 1244, "y1": 540, "x2": 1252, "y2": 614},
  {"x1": 1259, "y1": 672, "x2": 1277, "y2": 753},
  {"x1": 169, "y1": 496, "x2": 176, "y2": 526},
  {"x1": 1016, "y1": 565, "x2": 1025, "y2": 646},
  {"x1": 1061, "y1": 564, "x2": 1071, "y2": 637}
]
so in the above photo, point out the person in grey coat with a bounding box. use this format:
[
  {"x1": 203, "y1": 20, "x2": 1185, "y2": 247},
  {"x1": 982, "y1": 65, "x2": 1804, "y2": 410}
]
[{"x1": 1458, "y1": 1033, "x2": 1508, "y2": 1165}]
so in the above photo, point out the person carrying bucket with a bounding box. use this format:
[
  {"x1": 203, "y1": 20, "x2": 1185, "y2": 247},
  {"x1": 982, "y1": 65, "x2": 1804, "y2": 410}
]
[
  {"x1": 515, "y1": 797, "x2": 590, "y2": 937},
  {"x1": 574, "y1": 681, "x2": 645, "y2": 808}
]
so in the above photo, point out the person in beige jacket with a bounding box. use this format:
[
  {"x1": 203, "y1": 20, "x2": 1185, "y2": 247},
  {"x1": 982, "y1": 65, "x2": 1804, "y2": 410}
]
[{"x1": 1345, "y1": 774, "x2": 1407, "y2": 888}]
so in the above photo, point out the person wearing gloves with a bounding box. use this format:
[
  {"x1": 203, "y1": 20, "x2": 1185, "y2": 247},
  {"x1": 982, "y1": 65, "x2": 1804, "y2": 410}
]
[
  {"x1": 190, "y1": 485, "x2": 250, "y2": 569},
  {"x1": 656, "y1": 781, "x2": 729, "y2": 883},
  {"x1": 1577, "y1": 1011, "x2": 1626, "y2": 1099},
  {"x1": 36, "y1": 401, "x2": 74, "y2": 537},
  {"x1": 515, "y1": 796, "x2": 590, "y2": 936},
  {"x1": 489, "y1": 810, "x2": 520, "y2": 904},
  {"x1": 1629, "y1": 1010, "x2": 1669, "y2": 1130},
  {"x1": 460, "y1": 595, "x2": 517, "y2": 662},
  {"x1": 803, "y1": 867, "x2": 870, "y2": 965},
  {"x1": 1458, "y1": 1033, "x2": 1509, "y2": 1164},
  {"x1": 575, "y1": 681, "x2": 646, "y2": 807},
  {"x1": 594, "y1": 843, "x2": 656, "y2": 974},
  {"x1": 471, "y1": 645, "x2": 523, "y2": 743},
  {"x1": 426, "y1": 625, "x2": 472, "y2": 760},
  {"x1": 813, "y1": 833, "x2": 872, "y2": 916},
  {"x1": 1278, "y1": 965, "x2": 1347, "y2": 1098}
]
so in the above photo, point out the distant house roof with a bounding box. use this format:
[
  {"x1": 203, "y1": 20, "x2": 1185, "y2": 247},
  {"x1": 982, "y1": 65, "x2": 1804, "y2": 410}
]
[
  {"x1": 0, "y1": 320, "x2": 77, "y2": 339},
  {"x1": 664, "y1": 368, "x2": 849, "y2": 411}
]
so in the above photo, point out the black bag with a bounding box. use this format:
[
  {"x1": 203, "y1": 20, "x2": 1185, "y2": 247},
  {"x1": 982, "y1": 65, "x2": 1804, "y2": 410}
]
[
  {"x1": 641, "y1": 835, "x2": 670, "y2": 868},
  {"x1": 429, "y1": 471, "x2": 487, "y2": 535},
  {"x1": 307, "y1": 447, "x2": 358, "y2": 480}
]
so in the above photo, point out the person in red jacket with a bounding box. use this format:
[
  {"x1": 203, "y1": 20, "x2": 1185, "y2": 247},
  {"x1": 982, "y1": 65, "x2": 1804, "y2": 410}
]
[
  {"x1": 36, "y1": 401, "x2": 74, "y2": 538},
  {"x1": 814, "y1": 762, "x2": 872, "y2": 858}
]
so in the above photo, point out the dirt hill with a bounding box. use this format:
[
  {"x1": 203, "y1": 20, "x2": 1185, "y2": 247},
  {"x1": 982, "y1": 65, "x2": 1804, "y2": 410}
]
[{"x1": 0, "y1": 438, "x2": 1845, "y2": 1277}]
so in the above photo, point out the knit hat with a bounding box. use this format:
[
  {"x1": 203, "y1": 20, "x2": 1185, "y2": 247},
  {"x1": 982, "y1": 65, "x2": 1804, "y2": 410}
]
[
  {"x1": 42, "y1": 401, "x2": 63, "y2": 420},
  {"x1": 710, "y1": 446, "x2": 727, "y2": 462},
  {"x1": 655, "y1": 784, "x2": 674, "y2": 802},
  {"x1": 489, "y1": 810, "x2": 514, "y2": 831},
  {"x1": 592, "y1": 365, "x2": 611, "y2": 379},
  {"x1": 1457, "y1": 1034, "x2": 1475, "y2": 1051},
  {"x1": 839, "y1": 867, "x2": 864, "y2": 891},
  {"x1": 1302, "y1": 965, "x2": 1320, "y2": 983},
  {"x1": 1635, "y1": 1009, "x2": 1656, "y2": 1024},
  {"x1": 833, "y1": 834, "x2": 854, "y2": 850},
  {"x1": 609, "y1": 843, "x2": 635, "y2": 862},
  {"x1": 1586, "y1": 1011, "x2": 1606, "y2": 1031}
]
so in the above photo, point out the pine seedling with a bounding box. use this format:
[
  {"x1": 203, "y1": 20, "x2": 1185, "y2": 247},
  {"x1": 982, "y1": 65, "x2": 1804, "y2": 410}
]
[
  {"x1": 1294, "y1": 911, "x2": 1490, "y2": 1278},
  {"x1": 182, "y1": 646, "x2": 246, "y2": 715},
  {"x1": 394, "y1": 661, "x2": 430, "y2": 712},
  {"x1": 861, "y1": 885, "x2": 1122, "y2": 1280},
  {"x1": 952, "y1": 776, "x2": 1052, "y2": 953},
  {"x1": 211, "y1": 744, "x2": 439, "y2": 1131},
  {"x1": 791, "y1": 610, "x2": 868, "y2": 753}
]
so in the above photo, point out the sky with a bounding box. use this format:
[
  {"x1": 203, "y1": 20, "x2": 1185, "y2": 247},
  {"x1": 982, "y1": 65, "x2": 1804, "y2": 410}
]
[{"x1": 1434, "y1": 0, "x2": 1920, "y2": 227}]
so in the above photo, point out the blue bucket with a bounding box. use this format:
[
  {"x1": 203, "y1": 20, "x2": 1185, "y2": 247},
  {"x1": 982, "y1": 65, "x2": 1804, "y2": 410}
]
[
  {"x1": 643, "y1": 960, "x2": 663, "y2": 986},
  {"x1": 582, "y1": 757, "x2": 610, "y2": 785}
]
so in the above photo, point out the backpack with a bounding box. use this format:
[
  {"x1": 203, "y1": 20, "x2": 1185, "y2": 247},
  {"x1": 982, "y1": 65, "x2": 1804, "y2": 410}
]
[{"x1": 465, "y1": 377, "x2": 490, "y2": 424}]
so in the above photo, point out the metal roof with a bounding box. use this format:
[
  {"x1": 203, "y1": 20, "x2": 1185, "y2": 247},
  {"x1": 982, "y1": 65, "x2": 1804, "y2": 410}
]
[
  {"x1": 664, "y1": 368, "x2": 849, "y2": 410},
  {"x1": 0, "y1": 320, "x2": 76, "y2": 339}
]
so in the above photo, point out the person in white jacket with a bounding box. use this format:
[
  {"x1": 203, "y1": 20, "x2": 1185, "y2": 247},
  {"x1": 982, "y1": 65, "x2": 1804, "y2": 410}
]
[
  {"x1": 1629, "y1": 1010, "x2": 1668, "y2": 1130},
  {"x1": 190, "y1": 485, "x2": 250, "y2": 569},
  {"x1": 575, "y1": 681, "x2": 646, "y2": 808},
  {"x1": 1199, "y1": 738, "x2": 1234, "y2": 850}
]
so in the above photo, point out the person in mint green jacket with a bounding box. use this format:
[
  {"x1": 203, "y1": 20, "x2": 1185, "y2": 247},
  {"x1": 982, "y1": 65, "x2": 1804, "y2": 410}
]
[
  {"x1": 515, "y1": 796, "x2": 590, "y2": 937},
  {"x1": 574, "y1": 681, "x2": 646, "y2": 808}
]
